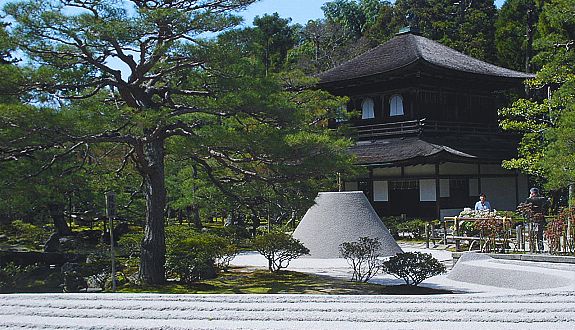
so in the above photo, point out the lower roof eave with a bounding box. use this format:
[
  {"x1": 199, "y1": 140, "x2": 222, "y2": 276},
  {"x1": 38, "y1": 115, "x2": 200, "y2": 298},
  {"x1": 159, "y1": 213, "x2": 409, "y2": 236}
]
[{"x1": 355, "y1": 153, "x2": 507, "y2": 168}]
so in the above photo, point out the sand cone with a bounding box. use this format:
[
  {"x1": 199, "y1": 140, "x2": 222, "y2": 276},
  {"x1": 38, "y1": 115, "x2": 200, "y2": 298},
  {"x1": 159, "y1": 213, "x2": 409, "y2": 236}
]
[{"x1": 293, "y1": 191, "x2": 403, "y2": 258}]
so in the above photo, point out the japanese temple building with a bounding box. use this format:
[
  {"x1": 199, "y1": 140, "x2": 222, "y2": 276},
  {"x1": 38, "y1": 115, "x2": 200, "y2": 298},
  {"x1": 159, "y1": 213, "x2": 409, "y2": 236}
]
[{"x1": 317, "y1": 29, "x2": 534, "y2": 220}]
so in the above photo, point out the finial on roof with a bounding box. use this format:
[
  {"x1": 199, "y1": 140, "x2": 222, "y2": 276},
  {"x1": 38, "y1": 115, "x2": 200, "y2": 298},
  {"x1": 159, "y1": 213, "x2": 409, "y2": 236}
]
[{"x1": 397, "y1": 12, "x2": 420, "y2": 35}]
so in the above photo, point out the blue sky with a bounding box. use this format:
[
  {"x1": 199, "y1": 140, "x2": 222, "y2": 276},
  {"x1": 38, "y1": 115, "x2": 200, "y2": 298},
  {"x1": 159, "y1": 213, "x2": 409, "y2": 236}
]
[{"x1": 240, "y1": 0, "x2": 506, "y2": 26}]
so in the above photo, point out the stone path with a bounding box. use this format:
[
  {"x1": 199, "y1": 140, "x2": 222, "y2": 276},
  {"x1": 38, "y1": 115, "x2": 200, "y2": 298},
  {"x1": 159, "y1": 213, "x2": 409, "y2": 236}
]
[{"x1": 1, "y1": 292, "x2": 575, "y2": 329}]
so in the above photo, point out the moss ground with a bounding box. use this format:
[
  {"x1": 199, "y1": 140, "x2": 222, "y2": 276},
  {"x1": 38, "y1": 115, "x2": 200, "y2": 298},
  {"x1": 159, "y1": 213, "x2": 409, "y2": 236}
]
[{"x1": 117, "y1": 266, "x2": 453, "y2": 295}]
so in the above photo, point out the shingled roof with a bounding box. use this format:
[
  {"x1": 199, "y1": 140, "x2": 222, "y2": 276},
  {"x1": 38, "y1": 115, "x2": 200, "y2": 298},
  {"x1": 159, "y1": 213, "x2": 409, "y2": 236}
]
[
  {"x1": 318, "y1": 33, "x2": 533, "y2": 84},
  {"x1": 349, "y1": 136, "x2": 518, "y2": 166}
]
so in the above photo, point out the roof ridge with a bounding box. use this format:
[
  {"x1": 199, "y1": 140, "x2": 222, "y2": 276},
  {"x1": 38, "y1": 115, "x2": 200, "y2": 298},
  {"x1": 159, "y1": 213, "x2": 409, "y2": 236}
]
[
  {"x1": 410, "y1": 34, "x2": 424, "y2": 59},
  {"x1": 414, "y1": 35, "x2": 533, "y2": 78},
  {"x1": 317, "y1": 33, "x2": 533, "y2": 84}
]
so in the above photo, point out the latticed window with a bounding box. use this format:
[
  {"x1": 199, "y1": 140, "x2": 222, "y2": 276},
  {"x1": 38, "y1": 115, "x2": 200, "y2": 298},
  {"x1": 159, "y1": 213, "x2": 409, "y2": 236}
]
[
  {"x1": 390, "y1": 180, "x2": 418, "y2": 190},
  {"x1": 389, "y1": 94, "x2": 404, "y2": 116},
  {"x1": 361, "y1": 98, "x2": 375, "y2": 119}
]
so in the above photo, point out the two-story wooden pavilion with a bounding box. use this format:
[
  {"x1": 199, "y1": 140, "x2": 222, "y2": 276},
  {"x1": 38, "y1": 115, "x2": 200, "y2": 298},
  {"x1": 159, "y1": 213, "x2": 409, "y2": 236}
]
[{"x1": 318, "y1": 29, "x2": 534, "y2": 219}]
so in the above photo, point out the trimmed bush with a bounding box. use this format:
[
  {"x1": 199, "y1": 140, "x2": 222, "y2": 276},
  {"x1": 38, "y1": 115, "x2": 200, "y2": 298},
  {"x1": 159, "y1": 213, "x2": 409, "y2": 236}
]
[
  {"x1": 382, "y1": 252, "x2": 446, "y2": 286},
  {"x1": 253, "y1": 231, "x2": 309, "y2": 272},
  {"x1": 339, "y1": 237, "x2": 382, "y2": 282},
  {"x1": 165, "y1": 229, "x2": 236, "y2": 283}
]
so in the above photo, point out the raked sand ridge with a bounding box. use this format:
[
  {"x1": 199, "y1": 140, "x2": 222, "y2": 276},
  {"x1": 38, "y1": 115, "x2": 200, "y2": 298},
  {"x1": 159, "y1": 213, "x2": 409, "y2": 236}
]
[
  {"x1": 2, "y1": 246, "x2": 575, "y2": 329},
  {"x1": 1, "y1": 291, "x2": 575, "y2": 329}
]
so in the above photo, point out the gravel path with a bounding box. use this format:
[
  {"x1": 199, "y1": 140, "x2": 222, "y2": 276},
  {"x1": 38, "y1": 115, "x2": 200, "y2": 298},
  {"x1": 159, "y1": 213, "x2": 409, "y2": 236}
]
[{"x1": 2, "y1": 291, "x2": 575, "y2": 329}]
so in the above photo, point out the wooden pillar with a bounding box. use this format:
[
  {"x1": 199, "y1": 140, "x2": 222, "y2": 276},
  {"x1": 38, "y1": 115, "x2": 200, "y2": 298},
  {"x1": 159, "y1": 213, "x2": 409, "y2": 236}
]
[
  {"x1": 515, "y1": 170, "x2": 519, "y2": 206},
  {"x1": 368, "y1": 168, "x2": 374, "y2": 201},
  {"x1": 435, "y1": 163, "x2": 441, "y2": 220},
  {"x1": 477, "y1": 163, "x2": 482, "y2": 194},
  {"x1": 455, "y1": 217, "x2": 461, "y2": 252}
]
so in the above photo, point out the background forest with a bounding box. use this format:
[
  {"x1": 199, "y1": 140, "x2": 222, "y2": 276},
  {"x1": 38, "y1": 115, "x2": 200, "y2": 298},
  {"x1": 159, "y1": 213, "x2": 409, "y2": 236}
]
[{"x1": 0, "y1": 0, "x2": 574, "y2": 287}]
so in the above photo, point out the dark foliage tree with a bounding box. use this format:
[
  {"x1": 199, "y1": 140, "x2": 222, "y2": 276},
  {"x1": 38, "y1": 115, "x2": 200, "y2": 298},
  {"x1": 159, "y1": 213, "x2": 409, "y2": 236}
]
[
  {"x1": 392, "y1": 0, "x2": 497, "y2": 61},
  {"x1": 291, "y1": 1, "x2": 393, "y2": 73},
  {"x1": 253, "y1": 13, "x2": 299, "y2": 75},
  {"x1": 322, "y1": 0, "x2": 386, "y2": 40},
  {"x1": 499, "y1": 0, "x2": 574, "y2": 194},
  {"x1": 495, "y1": 0, "x2": 543, "y2": 72}
]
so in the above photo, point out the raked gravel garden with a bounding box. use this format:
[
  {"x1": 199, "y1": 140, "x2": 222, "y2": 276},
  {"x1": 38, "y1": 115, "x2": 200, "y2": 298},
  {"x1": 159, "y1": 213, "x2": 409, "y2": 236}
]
[{"x1": 1, "y1": 242, "x2": 575, "y2": 329}]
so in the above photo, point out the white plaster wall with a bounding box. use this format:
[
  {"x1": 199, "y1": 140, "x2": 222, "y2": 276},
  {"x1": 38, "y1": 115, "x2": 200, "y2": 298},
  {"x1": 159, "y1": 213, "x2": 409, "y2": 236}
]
[
  {"x1": 405, "y1": 164, "x2": 435, "y2": 176},
  {"x1": 439, "y1": 162, "x2": 477, "y2": 175},
  {"x1": 372, "y1": 167, "x2": 401, "y2": 177}
]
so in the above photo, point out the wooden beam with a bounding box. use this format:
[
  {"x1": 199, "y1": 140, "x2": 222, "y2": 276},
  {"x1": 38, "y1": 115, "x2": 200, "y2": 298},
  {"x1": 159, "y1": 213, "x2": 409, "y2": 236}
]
[{"x1": 435, "y1": 163, "x2": 441, "y2": 220}]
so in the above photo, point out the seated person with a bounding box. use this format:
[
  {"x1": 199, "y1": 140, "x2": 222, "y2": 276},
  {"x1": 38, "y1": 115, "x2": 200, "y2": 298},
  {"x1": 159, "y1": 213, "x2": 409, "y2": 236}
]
[{"x1": 474, "y1": 193, "x2": 491, "y2": 211}]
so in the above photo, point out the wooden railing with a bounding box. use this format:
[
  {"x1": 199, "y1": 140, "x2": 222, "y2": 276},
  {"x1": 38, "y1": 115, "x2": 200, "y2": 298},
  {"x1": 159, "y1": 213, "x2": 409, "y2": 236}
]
[
  {"x1": 422, "y1": 121, "x2": 501, "y2": 135},
  {"x1": 354, "y1": 120, "x2": 421, "y2": 139},
  {"x1": 443, "y1": 216, "x2": 513, "y2": 253},
  {"x1": 352, "y1": 119, "x2": 504, "y2": 140}
]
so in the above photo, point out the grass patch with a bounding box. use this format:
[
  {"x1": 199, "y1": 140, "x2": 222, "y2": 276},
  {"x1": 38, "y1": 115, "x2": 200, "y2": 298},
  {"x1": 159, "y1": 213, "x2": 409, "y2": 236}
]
[{"x1": 117, "y1": 267, "x2": 453, "y2": 295}]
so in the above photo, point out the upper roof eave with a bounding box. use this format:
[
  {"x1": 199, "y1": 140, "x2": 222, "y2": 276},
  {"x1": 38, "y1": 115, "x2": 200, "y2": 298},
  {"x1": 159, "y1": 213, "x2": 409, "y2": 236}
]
[{"x1": 316, "y1": 33, "x2": 534, "y2": 86}]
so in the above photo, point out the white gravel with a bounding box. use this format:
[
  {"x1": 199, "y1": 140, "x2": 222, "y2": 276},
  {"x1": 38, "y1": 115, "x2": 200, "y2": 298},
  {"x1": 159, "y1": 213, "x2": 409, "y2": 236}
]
[
  {"x1": 1, "y1": 291, "x2": 575, "y2": 329},
  {"x1": 1, "y1": 244, "x2": 574, "y2": 328}
]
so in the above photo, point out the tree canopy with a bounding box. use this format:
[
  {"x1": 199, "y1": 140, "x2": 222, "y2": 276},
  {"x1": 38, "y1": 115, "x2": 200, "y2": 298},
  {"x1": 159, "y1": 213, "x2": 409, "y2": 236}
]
[
  {"x1": 500, "y1": 0, "x2": 575, "y2": 194},
  {"x1": 1, "y1": 0, "x2": 353, "y2": 284}
]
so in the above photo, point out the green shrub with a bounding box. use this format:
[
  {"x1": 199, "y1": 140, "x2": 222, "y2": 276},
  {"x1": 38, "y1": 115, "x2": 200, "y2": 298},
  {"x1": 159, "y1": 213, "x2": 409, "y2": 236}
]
[
  {"x1": 252, "y1": 231, "x2": 309, "y2": 272},
  {"x1": 0, "y1": 262, "x2": 36, "y2": 293},
  {"x1": 459, "y1": 220, "x2": 480, "y2": 236},
  {"x1": 118, "y1": 232, "x2": 143, "y2": 259},
  {"x1": 381, "y1": 216, "x2": 402, "y2": 238},
  {"x1": 209, "y1": 225, "x2": 251, "y2": 241},
  {"x1": 165, "y1": 229, "x2": 236, "y2": 283},
  {"x1": 396, "y1": 219, "x2": 428, "y2": 239},
  {"x1": 339, "y1": 237, "x2": 382, "y2": 282},
  {"x1": 382, "y1": 252, "x2": 446, "y2": 286}
]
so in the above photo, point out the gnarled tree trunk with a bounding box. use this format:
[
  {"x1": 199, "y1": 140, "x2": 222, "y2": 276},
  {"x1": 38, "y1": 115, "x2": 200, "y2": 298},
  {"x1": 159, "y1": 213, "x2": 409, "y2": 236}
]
[
  {"x1": 48, "y1": 203, "x2": 72, "y2": 236},
  {"x1": 138, "y1": 139, "x2": 167, "y2": 284}
]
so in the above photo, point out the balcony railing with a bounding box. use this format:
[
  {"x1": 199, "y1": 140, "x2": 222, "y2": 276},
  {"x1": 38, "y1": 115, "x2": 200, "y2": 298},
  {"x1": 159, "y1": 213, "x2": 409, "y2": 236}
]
[{"x1": 352, "y1": 119, "x2": 504, "y2": 140}]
